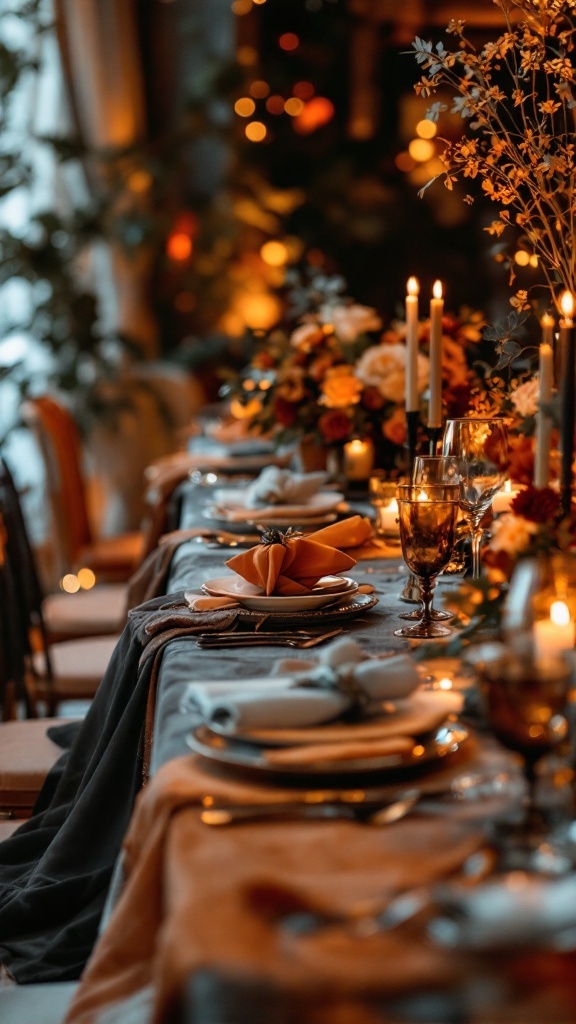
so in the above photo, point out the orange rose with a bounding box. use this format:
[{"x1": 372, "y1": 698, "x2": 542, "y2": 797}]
[{"x1": 319, "y1": 366, "x2": 363, "y2": 409}]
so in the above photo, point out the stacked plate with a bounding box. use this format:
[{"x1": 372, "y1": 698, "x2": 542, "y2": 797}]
[
  {"x1": 201, "y1": 574, "x2": 359, "y2": 612},
  {"x1": 204, "y1": 488, "x2": 345, "y2": 530}
]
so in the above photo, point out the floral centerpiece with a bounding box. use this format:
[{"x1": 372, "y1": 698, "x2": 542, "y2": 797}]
[
  {"x1": 413, "y1": 0, "x2": 576, "y2": 306},
  {"x1": 228, "y1": 272, "x2": 485, "y2": 471}
]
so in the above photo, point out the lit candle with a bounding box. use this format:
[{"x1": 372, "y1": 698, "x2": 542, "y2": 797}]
[
  {"x1": 343, "y1": 438, "x2": 375, "y2": 481},
  {"x1": 559, "y1": 290, "x2": 575, "y2": 517},
  {"x1": 376, "y1": 497, "x2": 400, "y2": 536},
  {"x1": 541, "y1": 312, "x2": 555, "y2": 347},
  {"x1": 428, "y1": 280, "x2": 444, "y2": 430},
  {"x1": 533, "y1": 600, "x2": 575, "y2": 664},
  {"x1": 405, "y1": 276, "x2": 420, "y2": 412},
  {"x1": 492, "y1": 479, "x2": 523, "y2": 514},
  {"x1": 534, "y1": 341, "x2": 554, "y2": 489}
]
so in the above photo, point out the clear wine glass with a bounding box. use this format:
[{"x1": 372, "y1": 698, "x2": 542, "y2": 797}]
[
  {"x1": 394, "y1": 483, "x2": 459, "y2": 640},
  {"x1": 442, "y1": 418, "x2": 508, "y2": 579},
  {"x1": 398, "y1": 456, "x2": 463, "y2": 622}
]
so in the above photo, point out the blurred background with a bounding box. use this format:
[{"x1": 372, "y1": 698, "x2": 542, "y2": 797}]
[{"x1": 0, "y1": 0, "x2": 542, "y2": 543}]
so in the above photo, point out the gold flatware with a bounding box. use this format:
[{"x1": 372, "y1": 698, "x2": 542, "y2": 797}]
[
  {"x1": 196, "y1": 628, "x2": 343, "y2": 649},
  {"x1": 199, "y1": 789, "x2": 421, "y2": 827}
]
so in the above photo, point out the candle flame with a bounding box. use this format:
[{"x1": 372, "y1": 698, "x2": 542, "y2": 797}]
[
  {"x1": 417, "y1": 488, "x2": 428, "y2": 501},
  {"x1": 560, "y1": 290, "x2": 574, "y2": 320},
  {"x1": 541, "y1": 312, "x2": 555, "y2": 327},
  {"x1": 407, "y1": 276, "x2": 419, "y2": 296},
  {"x1": 432, "y1": 279, "x2": 443, "y2": 300},
  {"x1": 550, "y1": 600, "x2": 571, "y2": 627},
  {"x1": 504, "y1": 479, "x2": 512, "y2": 494},
  {"x1": 387, "y1": 498, "x2": 399, "y2": 512}
]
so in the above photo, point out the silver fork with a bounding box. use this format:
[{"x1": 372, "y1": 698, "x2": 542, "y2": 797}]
[{"x1": 196, "y1": 628, "x2": 343, "y2": 649}]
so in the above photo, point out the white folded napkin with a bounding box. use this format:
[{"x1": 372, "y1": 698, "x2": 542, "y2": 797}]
[
  {"x1": 243, "y1": 466, "x2": 329, "y2": 508},
  {"x1": 182, "y1": 636, "x2": 421, "y2": 733},
  {"x1": 430, "y1": 874, "x2": 576, "y2": 951}
]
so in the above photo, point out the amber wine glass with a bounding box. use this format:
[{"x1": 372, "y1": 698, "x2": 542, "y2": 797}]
[
  {"x1": 476, "y1": 650, "x2": 574, "y2": 869},
  {"x1": 394, "y1": 484, "x2": 459, "y2": 640},
  {"x1": 442, "y1": 417, "x2": 508, "y2": 579}
]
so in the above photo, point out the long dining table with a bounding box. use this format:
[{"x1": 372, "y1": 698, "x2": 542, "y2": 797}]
[{"x1": 64, "y1": 476, "x2": 576, "y2": 1024}]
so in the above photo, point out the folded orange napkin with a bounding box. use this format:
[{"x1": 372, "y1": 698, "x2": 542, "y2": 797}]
[
  {"x1": 226, "y1": 529, "x2": 357, "y2": 595},
  {"x1": 311, "y1": 514, "x2": 372, "y2": 550}
]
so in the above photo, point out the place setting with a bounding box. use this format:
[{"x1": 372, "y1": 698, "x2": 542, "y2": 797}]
[{"x1": 182, "y1": 636, "x2": 469, "y2": 786}]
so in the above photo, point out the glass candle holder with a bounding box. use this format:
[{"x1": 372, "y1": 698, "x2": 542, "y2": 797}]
[{"x1": 368, "y1": 474, "x2": 401, "y2": 541}]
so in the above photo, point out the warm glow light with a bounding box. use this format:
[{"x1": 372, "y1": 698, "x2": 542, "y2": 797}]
[
  {"x1": 250, "y1": 80, "x2": 270, "y2": 98},
  {"x1": 61, "y1": 574, "x2": 80, "y2": 594},
  {"x1": 561, "y1": 290, "x2": 575, "y2": 321},
  {"x1": 260, "y1": 240, "x2": 289, "y2": 266},
  {"x1": 234, "y1": 97, "x2": 256, "y2": 117},
  {"x1": 293, "y1": 80, "x2": 314, "y2": 100},
  {"x1": 438, "y1": 677, "x2": 453, "y2": 690},
  {"x1": 541, "y1": 312, "x2": 555, "y2": 328},
  {"x1": 293, "y1": 96, "x2": 335, "y2": 134},
  {"x1": 433, "y1": 280, "x2": 443, "y2": 300},
  {"x1": 514, "y1": 249, "x2": 530, "y2": 266},
  {"x1": 77, "y1": 567, "x2": 96, "y2": 590},
  {"x1": 253, "y1": 0, "x2": 267, "y2": 4},
  {"x1": 237, "y1": 292, "x2": 282, "y2": 330},
  {"x1": 504, "y1": 479, "x2": 512, "y2": 494},
  {"x1": 408, "y1": 138, "x2": 435, "y2": 162},
  {"x1": 128, "y1": 170, "x2": 152, "y2": 193},
  {"x1": 231, "y1": 0, "x2": 252, "y2": 13},
  {"x1": 237, "y1": 46, "x2": 258, "y2": 66},
  {"x1": 418, "y1": 489, "x2": 429, "y2": 501},
  {"x1": 230, "y1": 397, "x2": 262, "y2": 420},
  {"x1": 407, "y1": 276, "x2": 419, "y2": 297},
  {"x1": 529, "y1": 254, "x2": 539, "y2": 268},
  {"x1": 279, "y1": 32, "x2": 299, "y2": 51},
  {"x1": 395, "y1": 151, "x2": 416, "y2": 173},
  {"x1": 284, "y1": 97, "x2": 304, "y2": 116},
  {"x1": 266, "y1": 95, "x2": 285, "y2": 115},
  {"x1": 551, "y1": 600, "x2": 571, "y2": 627},
  {"x1": 245, "y1": 121, "x2": 267, "y2": 142},
  {"x1": 416, "y1": 118, "x2": 437, "y2": 139},
  {"x1": 166, "y1": 232, "x2": 192, "y2": 261}
]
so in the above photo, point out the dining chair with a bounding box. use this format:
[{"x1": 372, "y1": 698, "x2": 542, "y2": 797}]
[
  {"x1": 20, "y1": 395, "x2": 145, "y2": 584},
  {"x1": 0, "y1": 461, "x2": 120, "y2": 718}
]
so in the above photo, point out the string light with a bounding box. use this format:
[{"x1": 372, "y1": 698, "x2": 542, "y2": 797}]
[
  {"x1": 408, "y1": 138, "x2": 435, "y2": 162},
  {"x1": 416, "y1": 119, "x2": 437, "y2": 139}
]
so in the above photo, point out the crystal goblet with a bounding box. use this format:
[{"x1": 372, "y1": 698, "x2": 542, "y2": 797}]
[
  {"x1": 399, "y1": 456, "x2": 463, "y2": 622},
  {"x1": 394, "y1": 484, "x2": 459, "y2": 640},
  {"x1": 442, "y1": 417, "x2": 508, "y2": 579}
]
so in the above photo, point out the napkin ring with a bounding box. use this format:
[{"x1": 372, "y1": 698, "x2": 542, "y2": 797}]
[{"x1": 299, "y1": 666, "x2": 369, "y2": 715}]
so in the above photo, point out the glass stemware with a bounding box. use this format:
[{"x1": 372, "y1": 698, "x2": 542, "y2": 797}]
[
  {"x1": 442, "y1": 417, "x2": 508, "y2": 579},
  {"x1": 398, "y1": 456, "x2": 463, "y2": 622},
  {"x1": 394, "y1": 483, "x2": 459, "y2": 640},
  {"x1": 475, "y1": 649, "x2": 574, "y2": 872}
]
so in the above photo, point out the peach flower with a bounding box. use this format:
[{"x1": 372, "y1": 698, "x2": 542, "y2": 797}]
[
  {"x1": 319, "y1": 366, "x2": 363, "y2": 408},
  {"x1": 355, "y1": 343, "x2": 429, "y2": 402},
  {"x1": 510, "y1": 378, "x2": 539, "y2": 418}
]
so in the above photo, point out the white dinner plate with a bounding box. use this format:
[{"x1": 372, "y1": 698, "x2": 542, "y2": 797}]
[
  {"x1": 200, "y1": 575, "x2": 358, "y2": 611},
  {"x1": 201, "y1": 507, "x2": 338, "y2": 531},
  {"x1": 212, "y1": 489, "x2": 344, "y2": 518},
  {"x1": 186, "y1": 719, "x2": 469, "y2": 781}
]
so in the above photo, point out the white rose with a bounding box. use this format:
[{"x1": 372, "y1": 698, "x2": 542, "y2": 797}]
[
  {"x1": 489, "y1": 513, "x2": 537, "y2": 555},
  {"x1": 510, "y1": 378, "x2": 540, "y2": 418},
  {"x1": 320, "y1": 303, "x2": 382, "y2": 343},
  {"x1": 290, "y1": 322, "x2": 321, "y2": 349},
  {"x1": 355, "y1": 343, "x2": 430, "y2": 402}
]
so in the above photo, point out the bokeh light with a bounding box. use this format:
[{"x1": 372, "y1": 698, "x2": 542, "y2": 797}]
[
  {"x1": 231, "y1": 0, "x2": 252, "y2": 14},
  {"x1": 416, "y1": 119, "x2": 437, "y2": 139},
  {"x1": 237, "y1": 46, "x2": 258, "y2": 66},
  {"x1": 260, "y1": 240, "x2": 289, "y2": 266},
  {"x1": 284, "y1": 97, "x2": 305, "y2": 116},
  {"x1": 293, "y1": 96, "x2": 335, "y2": 134},
  {"x1": 266, "y1": 95, "x2": 285, "y2": 115},
  {"x1": 166, "y1": 232, "x2": 193, "y2": 260},
  {"x1": 293, "y1": 81, "x2": 314, "y2": 100},
  {"x1": 279, "y1": 33, "x2": 299, "y2": 51},
  {"x1": 245, "y1": 121, "x2": 267, "y2": 142},
  {"x1": 395, "y1": 151, "x2": 416, "y2": 172},
  {"x1": 234, "y1": 97, "x2": 256, "y2": 117},
  {"x1": 514, "y1": 249, "x2": 530, "y2": 266},
  {"x1": 77, "y1": 567, "x2": 96, "y2": 590},
  {"x1": 250, "y1": 80, "x2": 270, "y2": 99},
  {"x1": 408, "y1": 138, "x2": 435, "y2": 162},
  {"x1": 61, "y1": 574, "x2": 80, "y2": 594}
]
